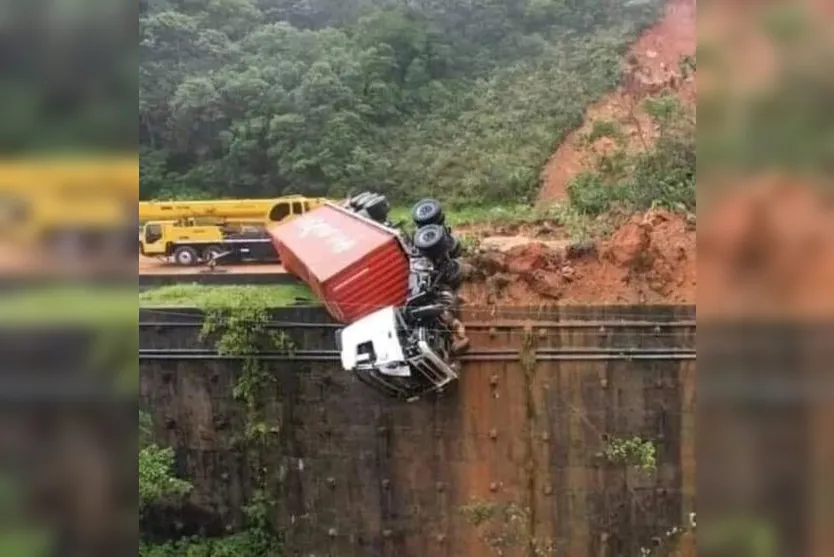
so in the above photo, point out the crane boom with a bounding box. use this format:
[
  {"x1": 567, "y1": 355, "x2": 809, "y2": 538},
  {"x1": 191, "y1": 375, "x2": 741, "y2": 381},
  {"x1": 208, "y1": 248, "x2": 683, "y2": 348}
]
[{"x1": 139, "y1": 196, "x2": 324, "y2": 223}]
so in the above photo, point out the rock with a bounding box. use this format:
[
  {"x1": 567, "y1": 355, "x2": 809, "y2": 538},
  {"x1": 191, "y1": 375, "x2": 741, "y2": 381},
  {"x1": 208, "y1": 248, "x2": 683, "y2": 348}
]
[
  {"x1": 604, "y1": 217, "x2": 652, "y2": 268},
  {"x1": 535, "y1": 222, "x2": 556, "y2": 236},
  {"x1": 459, "y1": 261, "x2": 476, "y2": 279},
  {"x1": 528, "y1": 270, "x2": 564, "y2": 299},
  {"x1": 566, "y1": 239, "x2": 597, "y2": 259},
  {"x1": 488, "y1": 273, "x2": 512, "y2": 289},
  {"x1": 506, "y1": 243, "x2": 557, "y2": 275},
  {"x1": 469, "y1": 251, "x2": 508, "y2": 277}
]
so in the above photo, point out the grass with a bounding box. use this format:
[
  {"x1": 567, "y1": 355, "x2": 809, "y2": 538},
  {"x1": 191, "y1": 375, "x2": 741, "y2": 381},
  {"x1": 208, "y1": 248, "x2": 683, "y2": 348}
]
[
  {"x1": 389, "y1": 202, "x2": 621, "y2": 243},
  {"x1": 0, "y1": 286, "x2": 137, "y2": 325},
  {"x1": 139, "y1": 284, "x2": 316, "y2": 309},
  {"x1": 389, "y1": 203, "x2": 572, "y2": 227}
]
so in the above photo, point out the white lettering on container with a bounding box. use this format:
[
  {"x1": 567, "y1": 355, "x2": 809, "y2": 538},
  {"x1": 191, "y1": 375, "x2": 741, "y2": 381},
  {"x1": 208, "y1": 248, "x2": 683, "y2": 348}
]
[{"x1": 295, "y1": 216, "x2": 358, "y2": 254}]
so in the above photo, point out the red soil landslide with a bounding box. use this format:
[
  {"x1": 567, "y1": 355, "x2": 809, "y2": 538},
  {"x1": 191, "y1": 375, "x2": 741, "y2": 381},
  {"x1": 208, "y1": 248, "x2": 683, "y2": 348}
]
[
  {"x1": 537, "y1": 0, "x2": 696, "y2": 206},
  {"x1": 462, "y1": 209, "x2": 695, "y2": 305}
]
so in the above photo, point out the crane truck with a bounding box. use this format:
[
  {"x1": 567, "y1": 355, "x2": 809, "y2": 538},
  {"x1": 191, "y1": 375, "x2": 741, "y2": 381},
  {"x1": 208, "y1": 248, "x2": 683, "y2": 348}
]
[
  {"x1": 139, "y1": 196, "x2": 327, "y2": 266},
  {"x1": 270, "y1": 191, "x2": 468, "y2": 402}
]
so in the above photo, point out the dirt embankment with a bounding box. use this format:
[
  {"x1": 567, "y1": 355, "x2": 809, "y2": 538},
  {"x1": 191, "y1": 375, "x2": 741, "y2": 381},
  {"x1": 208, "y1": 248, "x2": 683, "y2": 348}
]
[
  {"x1": 461, "y1": 209, "x2": 695, "y2": 305},
  {"x1": 459, "y1": 0, "x2": 697, "y2": 306},
  {"x1": 537, "y1": 0, "x2": 696, "y2": 206}
]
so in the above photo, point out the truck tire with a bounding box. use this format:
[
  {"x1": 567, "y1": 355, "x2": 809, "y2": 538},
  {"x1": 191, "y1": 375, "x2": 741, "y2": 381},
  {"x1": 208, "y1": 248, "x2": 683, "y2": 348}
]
[
  {"x1": 413, "y1": 224, "x2": 449, "y2": 259},
  {"x1": 442, "y1": 259, "x2": 464, "y2": 288},
  {"x1": 412, "y1": 199, "x2": 445, "y2": 226},
  {"x1": 350, "y1": 192, "x2": 373, "y2": 209},
  {"x1": 173, "y1": 246, "x2": 199, "y2": 266},
  {"x1": 363, "y1": 194, "x2": 390, "y2": 223},
  {"x1": 202, "y1": 245, "x2": 225, "y2": 263}
]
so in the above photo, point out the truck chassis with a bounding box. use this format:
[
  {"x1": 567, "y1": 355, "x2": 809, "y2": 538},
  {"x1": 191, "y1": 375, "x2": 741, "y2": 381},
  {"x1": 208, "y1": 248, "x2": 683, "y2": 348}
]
[{"x1": 335, "y1": 192, "x2": 469, "y2": 401}]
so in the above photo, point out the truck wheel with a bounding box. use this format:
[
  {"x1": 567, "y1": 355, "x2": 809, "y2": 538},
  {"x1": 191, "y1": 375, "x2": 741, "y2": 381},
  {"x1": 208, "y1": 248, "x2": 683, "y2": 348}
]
[
  {"x1": 442, "y1": 259, "x2": 464, "y2": 288},
  {"x1": 173, "y1": 246, "x2": 199, "y2": 266},
  {"x1": 412, "y1": 199, "x2": 445, "y2": 226},
  {"x1": 202, "y1": 245, "x2": 225, "y2": 263},
  {"x1": 447, "y1": 235, "x2": 462, "y2": 259},
  {"x1": 350, "y1": 192, "x2": 373, "y2": 209},
  {"x1": 363, "y1": 194, "x2": 390, "y2": 223},
  {"x1": 413, "y1": 224, "x2": 449, "y2": 259}
]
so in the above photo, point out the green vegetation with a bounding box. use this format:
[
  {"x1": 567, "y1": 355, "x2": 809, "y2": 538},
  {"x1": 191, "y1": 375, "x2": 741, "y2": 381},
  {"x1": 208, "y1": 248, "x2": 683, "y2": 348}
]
[
  {"x1": 139, "y1": 411, "x2": 192, "y2": 511},
  {"x1": 141, "y1": 286, "x2": 290, "y2": 555},
  {"x1": 141, "y1": 0, "x2": 665, "y2": 206},
  {"x1": 602, "y1": 435, "x2": 657, "y2": 473},
  {"x1": 567, "y1": 93, "x2": 696, "y2": 217},
  {"x1": 139, "y1": 284, "x2": 314, "y2": 308},
  {"x1": 140, "y1": 412, "x2": 283, "y2": 556},
  {"x1": 0, "y1": 287, "x2": 136, "y2": 325},
  {"x1": 459, "y1": 500, "x2": 555, "y2": 556}
]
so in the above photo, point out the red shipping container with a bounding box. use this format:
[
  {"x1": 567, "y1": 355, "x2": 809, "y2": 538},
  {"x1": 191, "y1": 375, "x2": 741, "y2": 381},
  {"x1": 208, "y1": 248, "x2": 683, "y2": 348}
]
[{"x1": 269, "y1": 203, "x2": 410, "y2": 323}]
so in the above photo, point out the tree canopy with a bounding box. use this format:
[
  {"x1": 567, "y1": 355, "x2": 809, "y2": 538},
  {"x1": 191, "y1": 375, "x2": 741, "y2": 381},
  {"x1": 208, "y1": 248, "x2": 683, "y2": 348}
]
[{"x1": 140, "y1": 0, "x2": 663, "y2": 204}]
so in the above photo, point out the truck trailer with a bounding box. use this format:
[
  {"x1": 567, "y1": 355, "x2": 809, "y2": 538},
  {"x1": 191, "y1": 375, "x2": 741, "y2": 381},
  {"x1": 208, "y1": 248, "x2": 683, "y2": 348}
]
[{"x1": 269, "y1": 192, "x2": 467, "y2": 401}]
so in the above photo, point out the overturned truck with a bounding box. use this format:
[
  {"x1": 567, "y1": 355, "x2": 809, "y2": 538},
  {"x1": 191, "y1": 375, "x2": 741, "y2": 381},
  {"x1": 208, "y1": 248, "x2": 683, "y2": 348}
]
[{"x1": 269, "y1": 192, "x2": 468, "y2": 401}]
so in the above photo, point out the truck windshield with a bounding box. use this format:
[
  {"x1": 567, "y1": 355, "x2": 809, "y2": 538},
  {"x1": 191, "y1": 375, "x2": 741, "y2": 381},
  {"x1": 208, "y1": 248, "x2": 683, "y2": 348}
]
[{"x1": 144, "y1": 223, "x2": 162, "y2": 243}]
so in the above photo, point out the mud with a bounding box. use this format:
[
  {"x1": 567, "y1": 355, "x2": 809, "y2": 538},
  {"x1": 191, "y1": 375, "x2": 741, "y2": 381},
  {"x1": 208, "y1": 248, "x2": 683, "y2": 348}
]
[
  {"x1": 462, "y1": 209, "x2": 695, "y2": 306},
  {"x1": 537, "y1": 0, "x2": 696, "y2": 205}
]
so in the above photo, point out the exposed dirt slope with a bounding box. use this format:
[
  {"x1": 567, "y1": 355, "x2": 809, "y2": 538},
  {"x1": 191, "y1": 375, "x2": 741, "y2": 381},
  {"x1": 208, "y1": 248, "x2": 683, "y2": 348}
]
[
  {"x1": 537, "y1": 0, "x2": 696, "y2": 206},
  {"x1": 458, "y1": 0, "x2": 697, "y2": 306},
  {"x1": 461, "y1": 209, "x2": 695, "y2": 305}
]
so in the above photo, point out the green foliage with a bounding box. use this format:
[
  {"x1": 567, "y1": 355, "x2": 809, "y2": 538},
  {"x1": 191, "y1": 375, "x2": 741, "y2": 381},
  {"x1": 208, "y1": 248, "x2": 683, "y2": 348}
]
[
  {"x1": 566, "y1": 98, "x2": 695, "y2": 217},
  {"x1": 139, "y1": 411, "x2": 193, "y2": 511},
  {"x1": 586, "y1": 119, "x2": 625, "y2": 145},
  {"x1": 460, "y1": 499, "x2": 555, "y2": 556},
  {"x1": 643, "y1": 94, "x2": 680, "y2": 125},
  {"x1": 139, "y1": 284, "x2": 314, "y2": 308},
  {"x1": 139, "y1": 445, "x2": 194, "y2": 510},
  {"x1": 196, "y1": 290, "x2": 296, "y2": 442},
  {"x1": 139, "y1": 490, "x2": 283, "y2": 557},
  {"x1": 568, "y1": 171, "x2": 615, "y2": 215},
  {"x1": 140, "y1": 0, "x2": 665, "y2": 204},
  {"x1": 679, "y1": 54, "x2": 696, "y2": 78},
  {"x1": 140, "y1": 283, "x2": 290, "y2": 553},
  {"x1": 602, "y1": 435, "x2": 657, "y2": 472}
]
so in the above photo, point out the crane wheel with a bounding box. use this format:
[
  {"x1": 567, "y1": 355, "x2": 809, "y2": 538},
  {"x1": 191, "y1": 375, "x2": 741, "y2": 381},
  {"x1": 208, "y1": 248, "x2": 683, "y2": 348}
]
[{"x1": 173, "y1": 246, "x2": 199, "y2": 266}]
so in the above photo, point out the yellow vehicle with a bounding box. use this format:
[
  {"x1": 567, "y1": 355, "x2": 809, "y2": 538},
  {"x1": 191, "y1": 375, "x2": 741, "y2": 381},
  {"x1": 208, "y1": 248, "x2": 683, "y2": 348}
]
[
  {"x1": 0, "y1": 156, "x2": 138, "y2": 259},
  {"x1": 139, "y1": 196, "x2": 328, "y2": 265}
]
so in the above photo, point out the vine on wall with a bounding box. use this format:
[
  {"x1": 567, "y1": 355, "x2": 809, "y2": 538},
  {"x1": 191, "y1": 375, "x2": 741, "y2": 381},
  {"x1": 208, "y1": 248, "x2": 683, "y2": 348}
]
[{"x1": 141, "y1": 300, "x2": 294, "y2": 556}]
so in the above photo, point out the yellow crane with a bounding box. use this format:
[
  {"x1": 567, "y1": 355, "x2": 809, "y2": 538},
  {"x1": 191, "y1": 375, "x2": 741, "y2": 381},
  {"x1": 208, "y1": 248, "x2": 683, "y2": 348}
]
[{"x1": 139, "y1": 195, "x2": 328, "y2": 266}]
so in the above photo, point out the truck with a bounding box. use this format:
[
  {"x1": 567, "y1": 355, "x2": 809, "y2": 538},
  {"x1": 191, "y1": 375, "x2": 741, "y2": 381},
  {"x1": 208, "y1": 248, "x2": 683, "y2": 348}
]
[
  {"x1": 139, "y1": 196, "x2": 328, "y2": 265},
  {"x1": 269, "y1": 191, "x2": 468, "y2": 401}
]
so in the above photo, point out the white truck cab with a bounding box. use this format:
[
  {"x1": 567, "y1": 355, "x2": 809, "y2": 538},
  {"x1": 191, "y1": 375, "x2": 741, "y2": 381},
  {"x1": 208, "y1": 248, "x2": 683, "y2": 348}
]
[{"x1": 337, "y1": 306, "x2": 460, "y2": 401}]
